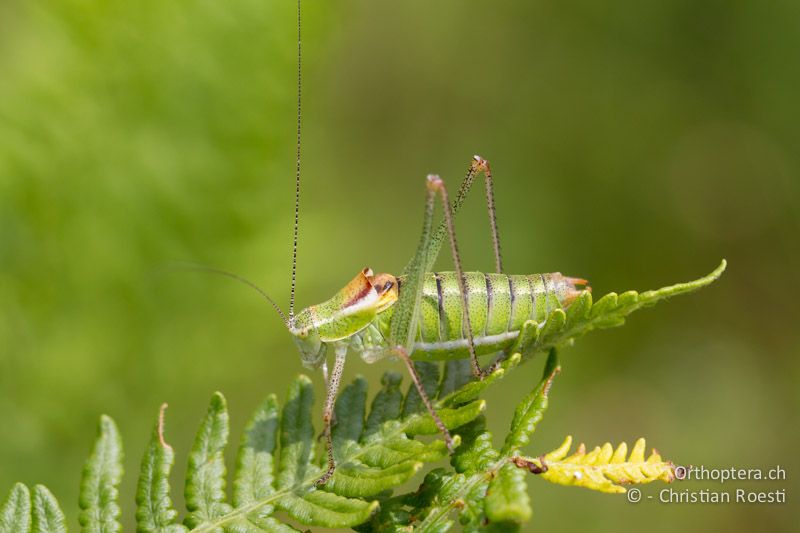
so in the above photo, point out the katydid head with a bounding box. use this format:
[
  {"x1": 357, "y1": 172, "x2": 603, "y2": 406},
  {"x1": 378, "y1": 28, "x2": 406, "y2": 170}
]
[{"x1": 288, "y1": 267, "x2": 398, "y2": 366}]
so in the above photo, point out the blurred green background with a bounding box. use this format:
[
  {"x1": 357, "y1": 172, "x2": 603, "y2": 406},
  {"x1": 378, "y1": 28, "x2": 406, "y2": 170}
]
[{"x1": 1, "y1": 0, "x2": 798, "y2": 530}]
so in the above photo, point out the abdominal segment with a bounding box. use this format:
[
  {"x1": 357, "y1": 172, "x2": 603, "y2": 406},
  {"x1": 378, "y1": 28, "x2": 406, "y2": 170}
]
[{"x1": 409, "y1": 271, "x2": 584, "y2": 361}]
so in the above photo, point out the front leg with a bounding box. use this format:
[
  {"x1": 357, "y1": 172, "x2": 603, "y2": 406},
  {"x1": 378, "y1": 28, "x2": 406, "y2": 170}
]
[
  {"x1": 320, "y1": 358, "x2": 329, "y2": 389},
  {"x1": 316, "y1": 343, "x2": 347, "y2": 486},
  {"x1": 316, "y1": 358, "x2": 338, "y2": 442}
]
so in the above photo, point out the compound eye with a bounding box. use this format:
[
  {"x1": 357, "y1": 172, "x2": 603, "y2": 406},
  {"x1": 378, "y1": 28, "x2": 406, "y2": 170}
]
[{"x1": 382, "y1": 281, "x2": 394, "y2": 293}]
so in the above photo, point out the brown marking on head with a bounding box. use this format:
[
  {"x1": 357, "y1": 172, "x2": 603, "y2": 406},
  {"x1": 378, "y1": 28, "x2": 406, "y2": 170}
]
[
  {"x1": 342, "y1": 268, "x2": 377, "y2": 308},
  {"x1": 340, "y1": 267, "x2": 399, "y2": 313},
  {"x1": 369, "y1": 272, "x2": 399, "y2": 312}
]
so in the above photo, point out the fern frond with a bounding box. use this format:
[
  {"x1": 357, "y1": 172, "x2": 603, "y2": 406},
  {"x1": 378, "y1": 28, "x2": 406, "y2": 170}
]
[
  {"x1": 32, "y1": 485, "x2": 68, "y2": 533},
  {"x1": 485, "y1": 463, "x2": 531, "y2": 524},
  {"x1": 79, "y1": 415, "x2": 123, "y2": 532},
  {"x1": 1, "y1": 483, "x2": 68, "y2": 533},
  {"x1": 233, "y1": 395, "x2": 279, "y2": 507},
  {"x1": 513, "y1": 436, "x2": 676, "y2": 494},
  {"x1": 175, "y1": 365, "x2": 488, "y2": 531},
  {"x1": 502, "y1": 351, "x2": 560, "y2": 455},
  {"x1": 136, "y1": 404, "x2": 186, "y2": 532},
  {"x1": 1, "y1": 483, "x2": 31, "y2": 532},
  {"x1": 184, "y1": 392, "x2": 232, "y2": 527},
  {"x1": 361, "y1": 351, "x2": 561, "y2": 532},
  {"x1": 514, "y1": 260, "x2": 727, "y2": 361}
]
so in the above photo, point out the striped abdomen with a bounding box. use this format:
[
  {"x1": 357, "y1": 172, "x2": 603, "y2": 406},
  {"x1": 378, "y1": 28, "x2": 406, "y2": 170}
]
[{"x1": 408, "y1": 271, "x2": 586, "y2": 361}]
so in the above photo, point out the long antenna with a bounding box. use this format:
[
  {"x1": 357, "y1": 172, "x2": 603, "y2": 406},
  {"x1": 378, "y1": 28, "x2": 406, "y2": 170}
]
[
  {"x1": 172, "y1": 262, "x2": 289, "y2": 326},
  {"x1": 289, "y1": 0, "x2": 302, "y2": 319}
]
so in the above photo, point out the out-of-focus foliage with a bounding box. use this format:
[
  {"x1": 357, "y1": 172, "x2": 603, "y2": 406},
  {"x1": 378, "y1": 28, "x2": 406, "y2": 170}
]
[{"x1": 0, "y1": 0, "x2": 797, "y2": 531}]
